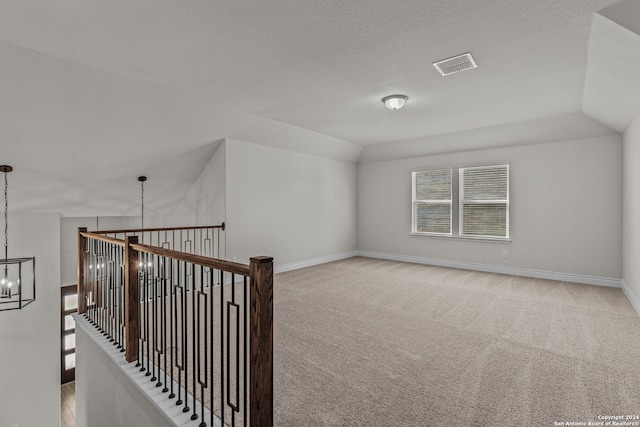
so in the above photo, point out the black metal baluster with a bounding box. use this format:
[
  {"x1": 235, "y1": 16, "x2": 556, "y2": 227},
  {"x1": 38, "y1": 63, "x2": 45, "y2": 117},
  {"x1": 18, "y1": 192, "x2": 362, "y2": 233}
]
[
  {"x1": 95, "y1": 240, "x2": 99, "y2": 328},
  {"x1": 112, "y1": 245, "x2": 116, "y2": 344},
  {"x1": 151, "y1": 255, "x2": 158, "y2": 383},
  {"x1": 243, "y1": 275, "x2": 248, "y2": 427},
  {"x1": 169, "y1": 259, "x2": 176, "y2": 399},
  {"x1": 154, "y1": 254, "x2": 161, "y2": 388},
  {"x1": 176, "y1": 262, "x2": 184, "y2": 406},
  {"x1": 112, "y1": 244, "x2": 117, "y2": 346},
  {"x1": 143, "y1": 252, "x2": 149, "y2": 375},
  {"x1": 92, "y1": 240, "x2": 97, "y2": 329},
  {"x1": 98, "y1": 240, "x2": 104, "y2": 333},
  {"x1": 197, "y1": 265, "x2": 207, "y2": 427},
  {"x1": 227, "y1": 273, "x2": 240, "y2": 425},
  {"x1": 220, "y1": 268, "x2": 225, "y2": 426},
  {"x1": 97, "y1": 241, "x2": 102, "y2": 332},
  {"x1": 105, "y1": 243, "x2": 109, "y2": 339},
  {"x1": 182, "y1": 261, "x2": 190, "y2": 414},
  {"x1": 162, "y1": 256, "x2": 168, "y2": 393},
  {"x1": 100, "y1": 241, "x2": 104, "y2": 334},
  {"x1": 210, "y1": 268, "x2": 216, "y2": 427},
  {"x1": 109, "y1": 245, "x2": 115, "y2": 343},
  {"x1": 102, "y1": 242, "x2": 107, "y2": 336},
  {"x1": 190, "y1": 263, "x2": 198, "y2": 421},
  {"x1": 96, "y1": 240, "x2": 99, "y2": 328}
]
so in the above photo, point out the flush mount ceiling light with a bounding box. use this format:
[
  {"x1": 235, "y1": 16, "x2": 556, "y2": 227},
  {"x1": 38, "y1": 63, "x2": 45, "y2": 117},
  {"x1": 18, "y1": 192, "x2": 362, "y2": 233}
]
[
  {"x1": 433, "y1": 52, "x2": 477, "y2": 76},
  {"x1": 382, "y1": 95, "x2": 408, "y2": 110}
]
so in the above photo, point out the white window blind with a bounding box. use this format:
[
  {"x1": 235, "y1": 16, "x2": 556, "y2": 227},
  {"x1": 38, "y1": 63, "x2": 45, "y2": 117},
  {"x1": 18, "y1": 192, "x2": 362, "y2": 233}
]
[
  {"x1": 412, "y1": 168, "x2": 452, "y2": 234},
  {"x1": 459, "y1": 164, "x2": 509, "y2": 238}
]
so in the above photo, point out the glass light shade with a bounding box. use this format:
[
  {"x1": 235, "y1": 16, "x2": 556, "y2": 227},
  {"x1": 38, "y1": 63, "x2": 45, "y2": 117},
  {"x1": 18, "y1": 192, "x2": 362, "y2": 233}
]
[{"x1": 382, "y1": 94, "x2": 408, "y2": 110}]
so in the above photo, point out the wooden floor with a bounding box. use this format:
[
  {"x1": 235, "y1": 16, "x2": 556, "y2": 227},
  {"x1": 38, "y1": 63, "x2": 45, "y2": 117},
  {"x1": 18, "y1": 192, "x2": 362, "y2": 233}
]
[{"x1": 61, "y1": 382, "x2": 76, "y2": 427}]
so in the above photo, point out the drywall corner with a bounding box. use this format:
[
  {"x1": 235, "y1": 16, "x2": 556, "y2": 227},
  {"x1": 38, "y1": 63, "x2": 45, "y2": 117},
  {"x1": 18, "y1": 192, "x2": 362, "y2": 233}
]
[{"x1": 622, "y1": 111, "x2": 640, "y2": 313}]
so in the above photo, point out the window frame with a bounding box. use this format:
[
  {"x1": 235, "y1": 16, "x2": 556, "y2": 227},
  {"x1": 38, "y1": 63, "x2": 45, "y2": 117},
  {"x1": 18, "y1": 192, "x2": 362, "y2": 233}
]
[
  {"x1": 410, "y1": 163, "x2": 511, "y2": 242},
  {"x1": 411, "y1": 168, "x2": 453, "y2": 236},
  {"x1": 459, "y1": 164, "x2": 510, "y2": 240}
]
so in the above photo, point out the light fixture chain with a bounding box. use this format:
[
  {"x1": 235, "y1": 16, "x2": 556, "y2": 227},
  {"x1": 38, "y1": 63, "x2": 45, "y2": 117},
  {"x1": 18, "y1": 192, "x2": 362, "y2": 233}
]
[
  {"x1": 4, "y1": 171, "x2": 7, "y2": 262},
  {"x1": 141, "y1": 178, "x2": 144, "y2": 231}
]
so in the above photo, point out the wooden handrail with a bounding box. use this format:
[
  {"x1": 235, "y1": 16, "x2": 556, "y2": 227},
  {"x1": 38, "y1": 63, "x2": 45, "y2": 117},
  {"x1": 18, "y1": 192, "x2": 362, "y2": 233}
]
[
  {"x1": 130, "y1": 242, "x2": 250, "y2": 276},
  {"x1": 91, "y1": 223, "x2": 225, "y2": 235},
  {"x1": 79, "y1": 231, "x2": 125, "y2": 247}
]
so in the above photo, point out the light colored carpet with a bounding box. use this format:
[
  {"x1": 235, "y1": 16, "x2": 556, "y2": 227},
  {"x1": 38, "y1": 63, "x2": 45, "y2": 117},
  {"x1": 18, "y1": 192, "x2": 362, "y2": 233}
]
[{"x1": 273, "y1": 257, "x2": 640, "y2": 426}]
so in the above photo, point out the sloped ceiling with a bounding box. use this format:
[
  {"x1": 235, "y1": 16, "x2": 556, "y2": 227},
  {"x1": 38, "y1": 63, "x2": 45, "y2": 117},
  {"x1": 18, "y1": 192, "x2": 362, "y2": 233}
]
[
  {"x1": 583, "y1": 0, "x2": 640, "y2": 132},
  {"x1": 0, "y1": 0, "x2": 634, "y2": 216}
]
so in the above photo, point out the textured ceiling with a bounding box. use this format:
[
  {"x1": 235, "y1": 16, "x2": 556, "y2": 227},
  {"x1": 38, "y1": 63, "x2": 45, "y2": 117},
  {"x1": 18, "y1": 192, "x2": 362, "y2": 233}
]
[{"x1": 0, "y1": 0, "x2": 634, "y2": 215}]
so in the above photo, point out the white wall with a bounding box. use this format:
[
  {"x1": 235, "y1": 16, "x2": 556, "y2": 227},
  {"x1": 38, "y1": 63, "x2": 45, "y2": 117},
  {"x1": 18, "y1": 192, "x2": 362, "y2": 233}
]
[
  {"x1": 188, "y1": 140, "x2": 226, "y2": 226},
  {"x1": 358, "y1": 135, "x2": 623, "y2": 280},
  {"x1": 623, "y1": 113, "x2": 640, "y2": 308},
  {"x1": 75, "y1": 326, "x2": 174, "y2": 427},
  {"x1": 146, "y1": 141, "x2": 226, "y2": 229},
  {"x1": 225, "y1": 138, "x2": 357, "y2": 267},
  {"x1": 0, "y1": 213, "x2": 61, "y2": 427}
]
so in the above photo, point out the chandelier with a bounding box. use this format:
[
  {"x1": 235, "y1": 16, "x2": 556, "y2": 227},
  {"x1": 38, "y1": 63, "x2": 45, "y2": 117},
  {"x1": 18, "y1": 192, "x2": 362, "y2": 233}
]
[{"x1": 0, "y1": 165, "x2": 36, "y2": 311}]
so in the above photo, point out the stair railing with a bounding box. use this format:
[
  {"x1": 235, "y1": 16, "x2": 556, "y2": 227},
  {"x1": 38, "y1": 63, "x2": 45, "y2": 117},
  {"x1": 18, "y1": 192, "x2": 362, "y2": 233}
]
[{"x1": 77, "y1": 225, "x2": 273, "y2": 426}]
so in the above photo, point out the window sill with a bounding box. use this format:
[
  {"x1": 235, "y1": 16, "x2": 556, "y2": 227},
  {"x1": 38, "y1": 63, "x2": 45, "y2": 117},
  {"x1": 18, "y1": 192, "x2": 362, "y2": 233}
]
[{"x1": 410, "y1": 232, "x2": 511, "y2": 243}]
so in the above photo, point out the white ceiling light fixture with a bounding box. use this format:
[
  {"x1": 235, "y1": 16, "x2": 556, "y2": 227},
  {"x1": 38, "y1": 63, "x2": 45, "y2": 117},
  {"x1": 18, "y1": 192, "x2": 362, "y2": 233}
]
[
  {"x1": 382, "y1": 95, "x2": 408, "y2": 110},
  {"x1": 433, "y1": 52, "x2": 477, "y2": 76}
]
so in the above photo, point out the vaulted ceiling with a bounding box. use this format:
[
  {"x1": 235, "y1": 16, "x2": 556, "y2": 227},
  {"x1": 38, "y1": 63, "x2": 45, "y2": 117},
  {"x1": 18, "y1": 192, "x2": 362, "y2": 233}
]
[{"x1": 0, "y1": 0, "x2": 638, "y2": 216}]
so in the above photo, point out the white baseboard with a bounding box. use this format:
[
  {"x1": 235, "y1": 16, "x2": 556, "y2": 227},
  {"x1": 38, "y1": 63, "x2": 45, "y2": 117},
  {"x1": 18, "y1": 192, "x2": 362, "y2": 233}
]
[
  {"x1": 621, "y1": 280, "x2": 640, "y2": 316},
  {"x1": 356, "y1": 250, "x2": 622, "y2": 288},
  {"x1": 274, "y1": 251, "x2": 357, "y2": 274}
]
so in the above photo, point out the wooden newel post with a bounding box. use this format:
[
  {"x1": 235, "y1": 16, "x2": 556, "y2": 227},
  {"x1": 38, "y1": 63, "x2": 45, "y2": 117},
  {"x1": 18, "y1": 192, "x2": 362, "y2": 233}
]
[
  {"x1": 124, "y1": 236, "x2": 140, "y2": 363},
  {"x1": 250, "y1": 256, "x2": 274, "y2": 427},
  {"x1": 77, "y1": 227, "x2": 87, "y2": 314}
]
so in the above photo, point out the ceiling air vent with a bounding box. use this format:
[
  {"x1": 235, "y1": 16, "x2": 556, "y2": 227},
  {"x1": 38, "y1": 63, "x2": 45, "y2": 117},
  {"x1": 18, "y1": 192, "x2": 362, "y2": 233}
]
[{"x1": 433, "y1": 52, "x2": 477, "y2": 76}]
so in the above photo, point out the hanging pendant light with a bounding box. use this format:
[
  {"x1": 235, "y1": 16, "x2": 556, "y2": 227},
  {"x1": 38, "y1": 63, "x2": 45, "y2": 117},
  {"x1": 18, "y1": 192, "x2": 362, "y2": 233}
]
[{"x1": 0, "y1": 165, "x2": 36, "y2": 311}]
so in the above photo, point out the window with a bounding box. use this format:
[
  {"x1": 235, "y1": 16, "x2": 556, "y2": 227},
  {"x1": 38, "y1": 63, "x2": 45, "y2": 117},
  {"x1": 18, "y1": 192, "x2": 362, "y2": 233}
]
[
  {"x1": 61, "y1": 285, "x2": 78, "y2": 384},
  {"x1": 411, "y1": 164, "x2": 510, "y2": 240},
  {"x1": 412, "y1": 168, "x2": 452, "y2": 235},
  {"x1": 459, "y1": 164, "x2": 509, "y2": 239}
]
